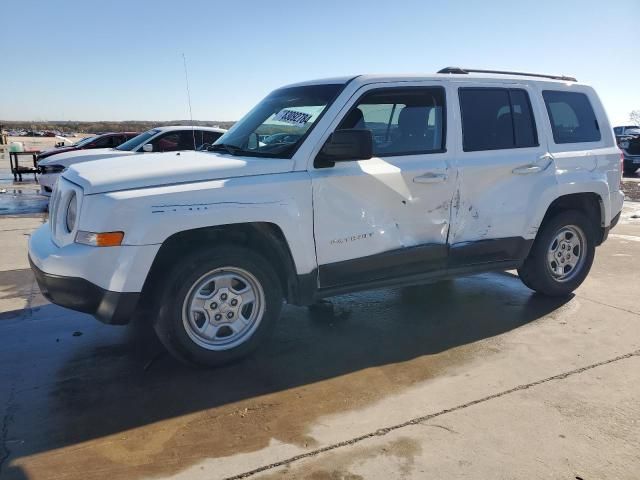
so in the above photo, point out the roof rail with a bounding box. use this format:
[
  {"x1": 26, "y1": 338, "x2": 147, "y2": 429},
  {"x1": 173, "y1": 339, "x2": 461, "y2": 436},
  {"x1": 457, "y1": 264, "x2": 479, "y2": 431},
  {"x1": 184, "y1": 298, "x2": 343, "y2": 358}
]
[{"x1": 437, "y1": 67, "x2": 577, "y2": 82}]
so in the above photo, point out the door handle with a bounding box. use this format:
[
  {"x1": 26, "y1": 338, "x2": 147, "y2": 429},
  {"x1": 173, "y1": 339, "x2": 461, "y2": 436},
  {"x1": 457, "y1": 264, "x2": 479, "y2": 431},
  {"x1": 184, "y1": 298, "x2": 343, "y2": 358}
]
[
  {"x1": 413, "y1": 172, "x2": 448, "y2": 184},
  {"x1": 512, "y1": 153, "x2": 554, "y2": 175},
  {"x1": 512, "y1": 164, "x2": 544, "y2": 174}
]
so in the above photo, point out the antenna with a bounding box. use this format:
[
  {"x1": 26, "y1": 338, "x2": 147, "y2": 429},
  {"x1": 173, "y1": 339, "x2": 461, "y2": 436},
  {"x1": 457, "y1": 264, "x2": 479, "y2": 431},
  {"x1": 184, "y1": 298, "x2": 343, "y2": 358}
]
[{"x1": 182, "y1": 53, "x2": 197, "y2": 150}]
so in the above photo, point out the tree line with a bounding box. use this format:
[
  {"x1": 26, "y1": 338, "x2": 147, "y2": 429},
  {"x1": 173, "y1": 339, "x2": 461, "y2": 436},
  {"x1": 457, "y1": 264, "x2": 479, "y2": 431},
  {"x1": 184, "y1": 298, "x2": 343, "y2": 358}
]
[{"x1": 0, "y1": 120, "x2": 235, "y2": 134}]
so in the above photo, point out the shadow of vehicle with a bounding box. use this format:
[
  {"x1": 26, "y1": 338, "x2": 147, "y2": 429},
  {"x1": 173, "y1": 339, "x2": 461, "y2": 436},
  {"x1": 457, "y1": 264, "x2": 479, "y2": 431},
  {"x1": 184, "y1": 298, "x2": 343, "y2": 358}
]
[{"x1": 1, "y1": 272, "x2": 572, "y2": 478}]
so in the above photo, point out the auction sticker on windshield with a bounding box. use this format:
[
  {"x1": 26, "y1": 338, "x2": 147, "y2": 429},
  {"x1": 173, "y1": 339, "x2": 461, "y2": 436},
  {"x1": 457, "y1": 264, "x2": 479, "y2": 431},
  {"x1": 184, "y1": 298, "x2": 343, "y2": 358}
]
[{"x1": 273, "y1": 109, "x2": 312, "y2": 127}]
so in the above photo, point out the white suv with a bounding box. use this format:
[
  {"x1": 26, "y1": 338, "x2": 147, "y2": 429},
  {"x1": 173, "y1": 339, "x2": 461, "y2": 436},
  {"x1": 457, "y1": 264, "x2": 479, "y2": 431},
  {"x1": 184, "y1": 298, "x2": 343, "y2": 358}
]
[
  {"x1": 37, "y1": 126, "x2": 226, "y2": 196},
  {"x1": 29, "y1": 68, "x2": 624, "y2": 366}
]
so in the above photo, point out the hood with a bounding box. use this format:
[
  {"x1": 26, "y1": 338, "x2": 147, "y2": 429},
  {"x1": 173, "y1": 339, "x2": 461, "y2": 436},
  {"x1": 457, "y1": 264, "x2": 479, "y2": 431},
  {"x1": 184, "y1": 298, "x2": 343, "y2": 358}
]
[
  {"x1": 37, "y1": 148, "x2": 135, "y2": 166},
  {"x1": 63, "y1": 150, "x2": 295, "y2": 195},
  {"x1": 37, "y1": 146, "x2": 77, "y2": 159}
]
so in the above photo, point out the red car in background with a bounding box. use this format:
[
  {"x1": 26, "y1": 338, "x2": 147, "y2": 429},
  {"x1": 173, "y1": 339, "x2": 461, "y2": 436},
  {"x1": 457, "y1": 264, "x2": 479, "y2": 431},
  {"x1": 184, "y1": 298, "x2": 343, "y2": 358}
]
[{"x1": 36, "y1": 132, "x2": 139, "y2": 161}]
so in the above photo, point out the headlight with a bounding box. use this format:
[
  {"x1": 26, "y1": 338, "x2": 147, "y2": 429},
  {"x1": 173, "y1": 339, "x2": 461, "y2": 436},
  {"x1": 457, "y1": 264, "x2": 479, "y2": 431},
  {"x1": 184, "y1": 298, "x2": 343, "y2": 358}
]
[
  {"x1": 65, "y1": 192, "x2": 77, "y2": 233},
  {"x1": 40, "y1": 164, "x2": 66, "y2": 174}
]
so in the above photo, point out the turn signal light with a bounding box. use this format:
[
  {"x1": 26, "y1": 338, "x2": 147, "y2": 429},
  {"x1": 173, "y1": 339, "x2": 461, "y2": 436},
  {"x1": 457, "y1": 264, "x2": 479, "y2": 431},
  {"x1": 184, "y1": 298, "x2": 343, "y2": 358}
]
[{"x1": 75, "y1": 231, "x2": 124, "y2": 247}]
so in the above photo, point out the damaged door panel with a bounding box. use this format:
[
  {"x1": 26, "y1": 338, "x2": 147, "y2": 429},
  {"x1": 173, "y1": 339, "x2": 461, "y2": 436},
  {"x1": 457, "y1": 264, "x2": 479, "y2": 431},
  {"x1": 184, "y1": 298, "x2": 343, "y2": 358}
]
[
  {"x1": 311, "y1": 83, "x2": 457, "y2": 287},
  {"x1": 448, "y1": 83, "x2": 555, "y2": 264}
]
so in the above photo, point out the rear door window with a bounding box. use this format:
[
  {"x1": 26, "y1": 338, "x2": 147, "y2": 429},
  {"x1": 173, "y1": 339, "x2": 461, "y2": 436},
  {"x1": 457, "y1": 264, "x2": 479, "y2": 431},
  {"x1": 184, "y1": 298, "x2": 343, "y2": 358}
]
[
  {"x1": 152, "y1": 132, "x2": 180, "y2": 152},
  {"x1": 91, "y1": 136, "x2": 112, "y2": 148},
  {"x1": 459, "y1": 87, "x2": 538, "y2": 152},
  {"x1": 201, "y1": 130, "x2": 223, "y2": 148},
  {"x1": 542, "y1": 91, "x2": 601, "y2": 144}
]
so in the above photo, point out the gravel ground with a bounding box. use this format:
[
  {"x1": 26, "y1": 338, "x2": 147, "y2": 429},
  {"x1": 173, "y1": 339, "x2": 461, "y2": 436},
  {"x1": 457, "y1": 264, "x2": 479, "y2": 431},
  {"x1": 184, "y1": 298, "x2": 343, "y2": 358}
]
[{"x1": 622, "y1": 176, "x2": 640, "y2": 202}]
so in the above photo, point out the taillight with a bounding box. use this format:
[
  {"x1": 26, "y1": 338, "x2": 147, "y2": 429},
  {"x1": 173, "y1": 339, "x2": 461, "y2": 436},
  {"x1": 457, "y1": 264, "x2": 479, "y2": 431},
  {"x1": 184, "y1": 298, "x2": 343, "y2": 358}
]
[{"x1": 620, "y1": 152, "x2": 624, "y2": 188}]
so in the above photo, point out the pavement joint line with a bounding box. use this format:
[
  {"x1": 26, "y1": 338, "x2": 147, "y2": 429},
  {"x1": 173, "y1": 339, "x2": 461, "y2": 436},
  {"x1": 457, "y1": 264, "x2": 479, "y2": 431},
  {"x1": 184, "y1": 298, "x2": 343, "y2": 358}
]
[
  {"x1": 575, "y1": 294, "x2": 640, "y2": 317},
  {"x1": 224, "y1": 349, "x2": 640, "y2": 480}
]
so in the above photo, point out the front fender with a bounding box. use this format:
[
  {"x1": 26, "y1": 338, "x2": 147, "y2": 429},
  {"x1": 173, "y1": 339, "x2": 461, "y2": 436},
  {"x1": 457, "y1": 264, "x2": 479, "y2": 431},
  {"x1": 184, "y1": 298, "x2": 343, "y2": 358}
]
[{"x1": 78, "y1": 172, "x2": 316, "y2": 275}]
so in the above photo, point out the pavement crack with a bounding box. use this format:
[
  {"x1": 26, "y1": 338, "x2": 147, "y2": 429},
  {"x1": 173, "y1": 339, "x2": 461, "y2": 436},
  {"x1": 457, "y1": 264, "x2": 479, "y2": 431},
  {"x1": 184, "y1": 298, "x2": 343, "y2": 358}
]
[
  {"x1": 224, "y1": 349, "x2": 640, "y2": 480},
  {"x1": 419, "y1": 423, "x2": 458, "y2": 434}
]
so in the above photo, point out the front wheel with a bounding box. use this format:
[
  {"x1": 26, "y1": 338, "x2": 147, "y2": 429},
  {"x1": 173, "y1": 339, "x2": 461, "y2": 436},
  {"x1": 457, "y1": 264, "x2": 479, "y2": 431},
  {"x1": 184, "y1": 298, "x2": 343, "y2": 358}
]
[
  {"x1": 518, "y1": 210, "x2": 596, "y2": 296},
  {"x1": 154, "y1": 246, "x2": 283, "y2": 367}
]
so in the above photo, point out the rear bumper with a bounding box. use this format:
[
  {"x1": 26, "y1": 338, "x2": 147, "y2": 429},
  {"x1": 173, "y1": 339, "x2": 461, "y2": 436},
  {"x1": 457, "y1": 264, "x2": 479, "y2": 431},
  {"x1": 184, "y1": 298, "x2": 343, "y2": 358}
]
[
  {"x1": 623, "y1": 153, "x2": 640, "y2": 168},
  {"x1": 29, "y1": 256, "x2": 140, "y2": 324}
]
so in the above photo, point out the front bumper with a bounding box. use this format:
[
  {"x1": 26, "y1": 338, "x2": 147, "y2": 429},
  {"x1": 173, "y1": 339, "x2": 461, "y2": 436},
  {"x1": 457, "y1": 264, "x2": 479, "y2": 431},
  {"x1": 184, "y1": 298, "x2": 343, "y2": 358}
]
[
  {"x1": 28, "y1": 223, "x2": 160, "y2": 325},
  {"x1": 29, "y1": 256, "x2": 140, "y2": 324},
  {"x1": 37, "y1": 173, "x2": 58, "y2": 197}
]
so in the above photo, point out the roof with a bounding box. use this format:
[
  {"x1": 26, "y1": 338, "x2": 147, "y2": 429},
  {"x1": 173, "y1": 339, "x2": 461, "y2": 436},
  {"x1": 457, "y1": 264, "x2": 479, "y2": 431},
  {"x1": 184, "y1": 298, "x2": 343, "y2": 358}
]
[
  {"x1": 95, "y1": 132, "x2": 139, "y2": 136},
  {"x1": 151, "y1": 125, "x2": 227, "y2": 133},
  {"x1": 285, "y1": 71, "x2": 582, "y2": 89}
]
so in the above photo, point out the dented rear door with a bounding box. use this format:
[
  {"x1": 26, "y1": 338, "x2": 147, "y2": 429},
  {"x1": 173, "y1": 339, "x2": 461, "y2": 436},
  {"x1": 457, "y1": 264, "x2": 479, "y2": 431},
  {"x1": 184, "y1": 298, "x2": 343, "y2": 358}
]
[{"x1": 448, "y1": 81, "x2": 555, "y2": 266}]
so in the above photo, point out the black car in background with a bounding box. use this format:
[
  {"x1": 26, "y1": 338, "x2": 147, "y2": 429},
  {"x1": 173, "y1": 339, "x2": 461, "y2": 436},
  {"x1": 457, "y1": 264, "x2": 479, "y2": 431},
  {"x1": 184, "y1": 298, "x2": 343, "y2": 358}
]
[{"x1": 614, "y1": 126, "x2": 640, "y2": 175}]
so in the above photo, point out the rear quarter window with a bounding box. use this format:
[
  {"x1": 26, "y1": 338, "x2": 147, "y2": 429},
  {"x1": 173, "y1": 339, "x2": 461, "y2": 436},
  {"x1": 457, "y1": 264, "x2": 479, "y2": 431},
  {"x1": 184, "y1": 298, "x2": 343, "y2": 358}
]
[{"x1": 542, "y1": 90, "x2": 601, "y2": 144}]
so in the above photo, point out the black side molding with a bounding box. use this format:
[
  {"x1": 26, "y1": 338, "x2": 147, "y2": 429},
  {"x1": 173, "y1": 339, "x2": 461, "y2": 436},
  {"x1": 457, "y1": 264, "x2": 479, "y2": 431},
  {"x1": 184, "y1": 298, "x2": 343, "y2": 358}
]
[
  {"x1": 319, "y1": 243, "x2": 447, "y2": 288},
  {"x1": 449, "y1": 237, "x2": 533, "y2": 267},
  {"x1": 296, "y1": 237, "x2": 534, "y2": 304}
]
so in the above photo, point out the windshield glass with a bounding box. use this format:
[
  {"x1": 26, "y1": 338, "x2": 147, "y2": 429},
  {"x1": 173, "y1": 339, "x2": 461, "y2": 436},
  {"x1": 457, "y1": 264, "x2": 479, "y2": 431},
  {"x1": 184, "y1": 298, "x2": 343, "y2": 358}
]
[
  {"x1": 213, "y1": 84, "x2": 344, "y2": 158},
  {"x1": 116, "y1": 129, "x2": 160, "y2": 151},
  {"x1": 74, "y1": 136, "x2": 96, "y2": 147}
]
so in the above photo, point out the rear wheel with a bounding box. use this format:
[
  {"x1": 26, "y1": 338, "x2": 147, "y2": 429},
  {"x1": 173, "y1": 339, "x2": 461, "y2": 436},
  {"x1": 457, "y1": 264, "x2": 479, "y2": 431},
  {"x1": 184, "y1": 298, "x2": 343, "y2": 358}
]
[
  {"x1": 623, "y1": 166, "x2": 638, "y2": 175},
  {"x1": 154, "y1": 246, "x2": 283, "y2": 367},
  {"x1": 518, "y1": 210, "x2": 596, "y2": 296}
]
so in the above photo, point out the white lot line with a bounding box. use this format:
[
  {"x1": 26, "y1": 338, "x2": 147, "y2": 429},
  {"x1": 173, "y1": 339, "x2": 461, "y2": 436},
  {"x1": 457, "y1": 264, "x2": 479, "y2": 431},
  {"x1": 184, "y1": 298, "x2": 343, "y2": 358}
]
[{"x1": 225, "y1": 349, "x2": 640, "y2": 480}]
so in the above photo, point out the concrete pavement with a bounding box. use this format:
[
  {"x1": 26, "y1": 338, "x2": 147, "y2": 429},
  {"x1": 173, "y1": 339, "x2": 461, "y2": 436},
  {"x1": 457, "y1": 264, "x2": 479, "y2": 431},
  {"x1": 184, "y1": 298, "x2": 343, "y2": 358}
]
[{"x1": 0, "y1": 178, "x2": 639, "y2": 479}]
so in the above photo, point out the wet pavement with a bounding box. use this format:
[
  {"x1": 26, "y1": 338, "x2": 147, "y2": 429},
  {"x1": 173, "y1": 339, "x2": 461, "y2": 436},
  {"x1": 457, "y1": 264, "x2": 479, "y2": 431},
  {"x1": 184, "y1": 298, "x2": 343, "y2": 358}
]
[
  {"x1": 0, "y1": 171, "x2": 47, "y2": 216},
  {"x1": 0, "y1": 177, "x2": 639, "y2": 479}
]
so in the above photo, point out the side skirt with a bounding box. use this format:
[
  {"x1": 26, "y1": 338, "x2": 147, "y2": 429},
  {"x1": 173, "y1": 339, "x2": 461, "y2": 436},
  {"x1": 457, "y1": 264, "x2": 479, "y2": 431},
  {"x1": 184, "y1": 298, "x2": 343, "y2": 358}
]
[
  {"x1": 289, "y1": 237, "x2": 534, "y2": 306},
  {"x1": 314, "y1": 260, "x2": 523, "y2": 301}
]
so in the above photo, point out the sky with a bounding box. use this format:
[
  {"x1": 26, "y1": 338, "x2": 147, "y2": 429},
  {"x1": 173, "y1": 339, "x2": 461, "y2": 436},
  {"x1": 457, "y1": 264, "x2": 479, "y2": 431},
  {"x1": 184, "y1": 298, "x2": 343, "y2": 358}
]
[{"x1": 1, "y1": 0, "x2": 639, "y2": 125}]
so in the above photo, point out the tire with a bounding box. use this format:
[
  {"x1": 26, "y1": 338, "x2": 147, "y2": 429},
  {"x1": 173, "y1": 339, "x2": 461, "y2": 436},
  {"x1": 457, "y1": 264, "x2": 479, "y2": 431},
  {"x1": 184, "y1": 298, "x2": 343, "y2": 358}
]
[
  {"x1": 518, "y1": 210, "x2": 596, "y2": 296},
  {"x1": 623, "y1": 166, "x2": 637, "y2": 175},
  {"x1": 153, "y1": 245, "x2": 283, "y2": 367}
]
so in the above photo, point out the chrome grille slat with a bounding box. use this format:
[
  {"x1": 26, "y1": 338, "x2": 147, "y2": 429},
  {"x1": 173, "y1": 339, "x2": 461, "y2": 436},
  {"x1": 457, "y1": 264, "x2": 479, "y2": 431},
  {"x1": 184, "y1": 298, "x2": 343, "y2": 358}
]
[
  {"x1": 49, "y1": 178, "x2": 82, "y2": 246},
  {"x1": 49, "y1": 186, "x2": 62, "y2": 238}
]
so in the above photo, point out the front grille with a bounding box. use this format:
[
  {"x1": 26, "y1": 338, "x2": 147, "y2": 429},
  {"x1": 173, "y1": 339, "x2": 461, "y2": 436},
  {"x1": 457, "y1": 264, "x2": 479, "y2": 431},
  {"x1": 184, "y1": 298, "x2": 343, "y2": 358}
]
[{"x1": 49, "y1": 185, "x2": 63, "y2": 238}]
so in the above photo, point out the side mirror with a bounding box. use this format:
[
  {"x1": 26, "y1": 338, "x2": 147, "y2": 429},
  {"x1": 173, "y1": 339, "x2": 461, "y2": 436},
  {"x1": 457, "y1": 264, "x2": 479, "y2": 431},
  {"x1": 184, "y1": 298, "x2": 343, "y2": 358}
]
[
  {"x1": 247, "y1": 132, "x2": 259, "y2": 150},
  {"x1": 142, "y1": 143, "x2": 153, "y2": 153},
  {"x1": 317, "y1": 129, "x2": 373, "y2": 165}
]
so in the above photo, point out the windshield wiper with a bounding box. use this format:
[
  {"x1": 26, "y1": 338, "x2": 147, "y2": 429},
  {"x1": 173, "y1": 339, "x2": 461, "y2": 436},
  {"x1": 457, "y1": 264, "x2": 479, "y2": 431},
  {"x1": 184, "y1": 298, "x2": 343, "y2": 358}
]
[{"x1": 209, "y1": 143, "x2": 243, "y2": 155}]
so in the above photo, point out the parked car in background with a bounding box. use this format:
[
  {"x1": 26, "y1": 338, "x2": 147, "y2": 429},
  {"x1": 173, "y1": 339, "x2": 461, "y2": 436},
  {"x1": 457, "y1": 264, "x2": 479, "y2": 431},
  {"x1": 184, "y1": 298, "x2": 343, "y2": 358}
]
[
  {"x1": 614, "y1": 126, "x2": 640, "y2": 174},
  {"x1": 37, "y1": 132, "x2": 139, "y2": 162},
  {"x1": 29, "y1": 68, "x2": 623, "y2": 366},
  {"x1": 614, "y1": 125, "x2": 640, "y2": 140},
  {"x1": 37, "y1": 126, "x2": 226, "y2": 195}
]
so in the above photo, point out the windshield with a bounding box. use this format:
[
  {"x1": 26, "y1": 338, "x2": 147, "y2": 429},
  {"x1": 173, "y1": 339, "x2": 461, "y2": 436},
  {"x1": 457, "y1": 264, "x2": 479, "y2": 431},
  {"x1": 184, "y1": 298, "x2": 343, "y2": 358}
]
[
  {"x1": 74, "y1": 136, "x2": 96, "y2": 147},
  {"x1": 116, "y1": 129, "x2": 160, "y2": 151},
  {"x1": 213, "y1": 84, "x2": 344, "y2": 158}
]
